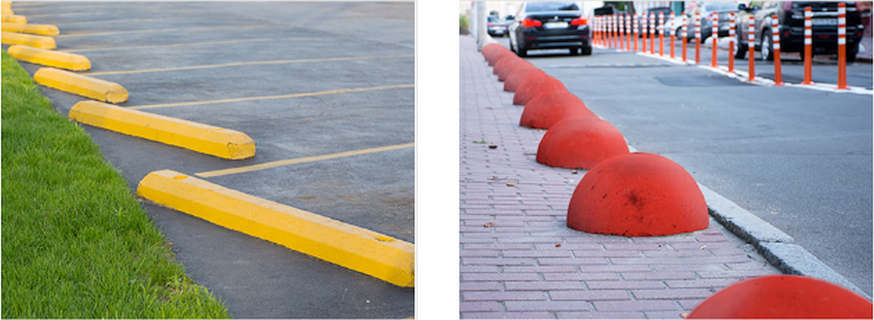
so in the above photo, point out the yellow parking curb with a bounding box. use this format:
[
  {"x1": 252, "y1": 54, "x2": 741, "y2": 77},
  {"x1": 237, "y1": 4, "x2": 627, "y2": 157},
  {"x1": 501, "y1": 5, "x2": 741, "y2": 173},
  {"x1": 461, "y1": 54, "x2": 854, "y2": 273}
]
[
  {"x1": 136, "y1": 170, "x2": 415, "y2": 288},
  {"x1": 2, "y1": 22, "x2": 59, "y2": 36},
  {"x1": 1, "y1": 14, "x2": 25, "y2": 23},
  {"x1": 1, "y1": 2, "x2": 11, "y2": 9},
  {"x1": 8, "y1": 45, "x2": 90, "y2": 71},
  {"x1": 34, "y1": 67, "x2": 128, "y2": 103},
  {"x1": 69, "y1": 101, "x2": 256, "y2": 160},
  {"x1": 1, "y1": 31, "x2": 56, "y2": 49},
  {"x1": 1, "y1": 8, "x2": 11, "y2": 15}
]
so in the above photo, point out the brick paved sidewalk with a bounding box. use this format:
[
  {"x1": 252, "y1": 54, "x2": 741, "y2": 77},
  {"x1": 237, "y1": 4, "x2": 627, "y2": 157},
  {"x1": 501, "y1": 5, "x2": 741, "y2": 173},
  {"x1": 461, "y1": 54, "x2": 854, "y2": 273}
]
[{"x1": 458, "y1": 35, "x2": 779, "y2": 319}]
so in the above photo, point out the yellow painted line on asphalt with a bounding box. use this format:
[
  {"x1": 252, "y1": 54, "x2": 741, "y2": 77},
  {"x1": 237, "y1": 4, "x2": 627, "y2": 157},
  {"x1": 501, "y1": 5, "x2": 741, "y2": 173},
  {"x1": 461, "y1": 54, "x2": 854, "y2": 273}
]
[
  {"x1": 130, "y1": 84, "x2": 414, "y2": 110},
  {"x1": 87, "y1": 54, "x2": 414, "y2": 76},
  {"x1": 196, "y1": 142, "x2": 415, "y2": 178},
  {"x1": 69, "y1": 101, "x2": 256, "y2": 160},
  {"x1": 137, "y1": 169, "x2": 415, "y2": 287},
  {"x1": 1, "y1": 31, "x2": 56, "y2": 49},
  {"x1": 55, "y1": 25, "x2": 266, "y2": 38},
  {"x1": 34, "y1": 67, "x2": 128, "y2": 103},
  {"x1": 1, "y1": 14, "x2": 26, "y2": 23},
  {"x1": 2, "y1": 22, "x2": 59, "y2": 36},
  {"x1": 64, "y1": 38, "x2": 277, "y2": 53},
  {"x1": 8, "y1": 45, "x2": 91, "y2": 71}
]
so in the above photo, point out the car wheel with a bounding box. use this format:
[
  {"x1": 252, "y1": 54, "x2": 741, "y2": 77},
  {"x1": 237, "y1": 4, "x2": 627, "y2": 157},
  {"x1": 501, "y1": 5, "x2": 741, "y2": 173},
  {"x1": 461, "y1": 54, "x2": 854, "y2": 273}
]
[
  {"x1": 848, "y1": 46, "x2": 858, "y2": 62},
  {"x1": 675, "y1": 27, "x2": 683, "y2": 40},
  {"x1": 761, "y1": 31, "x2": 774, "y2": 61},
  {"x1": 581, "y1": 45, "x2": 592, "y2": 56},
  {"x1": 734, "y1": 40, "x2": 747, "y2": 59}
]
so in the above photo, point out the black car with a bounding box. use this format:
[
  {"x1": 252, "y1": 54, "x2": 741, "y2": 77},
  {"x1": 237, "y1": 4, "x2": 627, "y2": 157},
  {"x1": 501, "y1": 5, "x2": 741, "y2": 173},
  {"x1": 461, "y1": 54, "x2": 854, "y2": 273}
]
[
  {"x1": 508, "y1": 1, "x2": 592, "y2": 57},
  {"x1": 671, "y1": 2, "x2": 740, "y2": 42},
  {"x1": 734, "y1": 1, "x2": 865, "y2": 61}
]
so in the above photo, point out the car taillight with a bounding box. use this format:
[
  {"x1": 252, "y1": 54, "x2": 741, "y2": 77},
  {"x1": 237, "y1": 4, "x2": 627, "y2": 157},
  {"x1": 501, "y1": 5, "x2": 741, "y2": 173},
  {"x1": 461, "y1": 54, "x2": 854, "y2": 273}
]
[
  {"x1": 571, "y1": 17, "x2": 588, "y2": 26},
  {"x1": 488, "y1": 22, "x2": 493, "y2": 27},
  {"x1": 521, "y1": 18, "x2": 542, "y2": 27}
]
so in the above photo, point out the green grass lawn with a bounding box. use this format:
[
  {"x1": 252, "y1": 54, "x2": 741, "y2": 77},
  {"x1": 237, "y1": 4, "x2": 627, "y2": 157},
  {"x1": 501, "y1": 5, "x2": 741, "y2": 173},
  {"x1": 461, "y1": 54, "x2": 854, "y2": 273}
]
[{"x1": 2, "y1": 49, "x2": 230, "y2": 318}]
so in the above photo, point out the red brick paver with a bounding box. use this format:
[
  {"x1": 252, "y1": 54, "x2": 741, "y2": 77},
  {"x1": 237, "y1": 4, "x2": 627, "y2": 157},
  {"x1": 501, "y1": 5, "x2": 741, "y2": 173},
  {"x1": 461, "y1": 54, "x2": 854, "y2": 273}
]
[{"x1": 458, "y1": 35, "x2": 779, "y2": 319}]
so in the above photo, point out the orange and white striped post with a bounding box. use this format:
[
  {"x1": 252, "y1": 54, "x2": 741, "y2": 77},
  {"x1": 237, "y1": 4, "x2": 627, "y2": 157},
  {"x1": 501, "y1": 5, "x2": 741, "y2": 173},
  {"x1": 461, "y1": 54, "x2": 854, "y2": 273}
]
[
  {"x1": 626, "y1": 14, "x2": 632, "y2": 50},
  {"x1": 669, "y1": 11, "x2": 676, "y2": 58},
  {"x1": 659, "y1": 12, "x2": 665, "y2": 56},
  {"x1": 802, "y1": 6, "x2": 813, "y2": 85},
  {"x1": 837, "y1": 2, "x2": 849, "y2": 89},
  {"x1": 619, "y1": 14, "x2": 625, "y2": 50},
  {"x1": 748, "y1": 17, "x2": 756, "y2": 81},
  {"x1": 694, "y1": 11, "x2": 701, "y2": 64},
  {"x1": 649, "y1": 12, "x2": 656, "y2": 54},
  {"x1": 728, "y1": 12, "x2": 735, "y2": 72},
  {"x1": 594, "y1": 16, "x2": 600, "y2": 46},
  {"x1": 642, "y1": 13, "x2": 648, "y2": 52},
  {"x1": 682, "y1": 15, "x2": 688, "y2": 62},
  {"x1": 613, "y1": 14, "x2": 619, "y2": 48},
  {"x1": 771, "y1": 14, "x2": 784, "y2": 86},
  {"x1": 633, "y1": 13, "x2": 639, "y2": 51},
  {"x1": 711, "y1": 12, "x2": 718, "y2": 67}
]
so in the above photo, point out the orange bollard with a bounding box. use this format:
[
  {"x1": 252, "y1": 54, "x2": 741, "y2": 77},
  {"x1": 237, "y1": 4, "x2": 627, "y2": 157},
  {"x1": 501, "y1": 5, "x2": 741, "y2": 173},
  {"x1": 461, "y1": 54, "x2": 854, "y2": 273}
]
[
  {"x1": 619, "y1": 13, "x2": 625, "y2": 50},
  {"x1": 659, "y1": 12, "x2": 665, "y2": 56},
  {"x1": 649, "y1": 12, "x2": 655, "y2": 54},
  {"x1": 728, "y1": 12, "x2": 735, "y2": 73},
  {"x1": 682, "y1": 16, "x2": 688, "y2": 62},
  {"x1": 613, "y1": 14, "x2": 619, "y2": 48},
  {"x1": 711, "y1": 11, "x2": 718, "y2": 68},
  {"x1": 771, "y1": 14, "x2": 784, "y2": 86},
  {"x1": 625, "y1": 14, "x2": 632, "y2": 51},
  {"x1": 748, "y1": 17, "x2": 756, "y2": 81},
  {"x1": 837, "y1": 2, "x2": 849, "y2": 89},
  {"x1": 802, "y1": 7, "x2": 814, "y2": 85},
  {"x1": 642, "y1": 13, "x2": 648, "y2": 52},
  {"x1": 694, "y1": 11, "x2": 701, "y2": 64},
  {"x1": 633, "y1": 13, "x2": 639, "y2": 52},
  {"x1": 669, "y1": 11, "x2": 676, "y2": 59}
]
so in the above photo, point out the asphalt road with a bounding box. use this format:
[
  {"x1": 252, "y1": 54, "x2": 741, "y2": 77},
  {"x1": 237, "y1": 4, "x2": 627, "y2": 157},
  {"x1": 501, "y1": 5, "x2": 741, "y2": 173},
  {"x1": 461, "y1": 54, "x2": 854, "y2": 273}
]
[
  {"x1": 7, "y1": 2, "x2": 413, "y2": 318},
  {"x1": 494, "y1": 36, "x2": 873, "y2": 297}
]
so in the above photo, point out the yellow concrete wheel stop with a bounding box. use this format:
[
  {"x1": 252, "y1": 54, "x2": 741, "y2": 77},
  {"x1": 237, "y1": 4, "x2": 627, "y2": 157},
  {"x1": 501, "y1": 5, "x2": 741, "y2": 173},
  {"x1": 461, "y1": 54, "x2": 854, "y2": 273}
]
[
  {"x1": 8, "y1": 45, "x2": 91, "y2": 71},
  {"x1": 69, "y1": 101, "x2": 256, "y2": 160},
  {"x1": 1, "y1": 31, "x2": 56, "y2": 49},
  {"x1": 34, "y1": 67, "x2": 128, "y2": 103},
  {"x1": 1, "y1": 14, "x2": 26, "y2": 23},
  {"x1": 136, "y1": 170, "x2": 415, "y2": 287},
  {"x1": 2, "y1": 22, "x2": 59, "y2": 36}
]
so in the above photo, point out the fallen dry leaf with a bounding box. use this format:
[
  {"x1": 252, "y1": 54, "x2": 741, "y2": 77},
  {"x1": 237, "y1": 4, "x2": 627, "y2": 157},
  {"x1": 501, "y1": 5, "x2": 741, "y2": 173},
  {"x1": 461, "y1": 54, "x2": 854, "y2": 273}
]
[
  {"x1": 506, "y1": 183, "x2": 516, "y2": 187},
  {"x1": 483, "y1": 222, "x2": 495, "y2": 228}
]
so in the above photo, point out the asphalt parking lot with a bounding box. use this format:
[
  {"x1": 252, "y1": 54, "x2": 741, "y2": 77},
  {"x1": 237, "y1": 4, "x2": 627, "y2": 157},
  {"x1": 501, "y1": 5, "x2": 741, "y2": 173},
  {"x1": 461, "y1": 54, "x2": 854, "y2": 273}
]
[{"x1": 7, "y1": 2, "x2": 413, "y2": 318}]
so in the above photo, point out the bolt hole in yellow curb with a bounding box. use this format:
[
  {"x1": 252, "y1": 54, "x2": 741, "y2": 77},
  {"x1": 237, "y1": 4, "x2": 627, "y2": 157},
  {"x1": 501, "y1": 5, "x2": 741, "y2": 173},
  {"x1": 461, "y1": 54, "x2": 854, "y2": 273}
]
[
  {"x1": 69, "y1": 101, "x2": 256, "y2": 160},
  {"x1": 136, "y1": 170, "x2": 414, "y2": 287}
]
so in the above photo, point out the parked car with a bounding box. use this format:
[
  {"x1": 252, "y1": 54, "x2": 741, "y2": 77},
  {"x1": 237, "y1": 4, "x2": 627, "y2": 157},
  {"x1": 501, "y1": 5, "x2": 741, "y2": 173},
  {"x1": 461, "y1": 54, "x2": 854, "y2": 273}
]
[
  {"x1": 508, "y1": 1, "x2": 592, "y2": 57},
  {"x1": 670, "y1": 2, "x2": 740, "y2": 42},
  {"x1": 638, "y1": 6, "x2": 672, "y2": 37},
  {"x1": 487, "y1": 15, "x2": 509, "y2": 37},
  {"x1": 734, "y1": 1, "x2": 865, "y2": 61}
]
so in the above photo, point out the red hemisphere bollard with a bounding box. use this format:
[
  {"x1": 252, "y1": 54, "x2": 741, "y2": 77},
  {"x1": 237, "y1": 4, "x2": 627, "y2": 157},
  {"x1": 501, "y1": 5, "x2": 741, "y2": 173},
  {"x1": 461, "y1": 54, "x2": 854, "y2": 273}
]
[
  {"x1": 649, "y1": 12, "x2": 655, "y2": 54},
  {"x1": 503, "y1": 66, "x2": 544, "y2": 92},
  {"x1": 694, "y1": 11, "x2": 701, "y2": 64},
  {"x1": 771, "y1": 14, "x2": 784, "y2": 86},
  {"x1": 536, "y1": 117, "x2": 629, "y2": 169},
  {"x1": 658, "y1": 12, "x2": 665, "y2": 56},
  {"x1": 748, "y1": 16, "x2": 755, "y2": 81},
  {"x1": 513, "y1": 74, "x2": 568, "y2": 105},
  {"x1": 494, "y1": 56, "x2": 533, "y2": 81},
  {"x1": 837, "y1": 2, "x2": 849, "y2": 90},
  {"x1": 669, "y1": 11, "x2": 676, "y2": 58},
  {"x1": 728, "y1": 12, "x2": 735, "y2": 73},
  {"x1": 520, "y1": 92, "x2": 597, "y2": 129},
  {"x1": 711, "y1": 11, "x2": 718, "y2": 68},
  {"x1": 481, "y1": 43, "x2": 503, "y2": 63},
  {"x1": 802, "y1": 6, "x2": 814, "y2": 85},
  {"x1": 682, "y1": 15, "x2": 688, "y2": 62},
  {"x1": 567, "y1": 152, "x2": 709, "y2": 237},
  {"x1": 687, "y1": 275, "x2": 874, "y2": 319}
]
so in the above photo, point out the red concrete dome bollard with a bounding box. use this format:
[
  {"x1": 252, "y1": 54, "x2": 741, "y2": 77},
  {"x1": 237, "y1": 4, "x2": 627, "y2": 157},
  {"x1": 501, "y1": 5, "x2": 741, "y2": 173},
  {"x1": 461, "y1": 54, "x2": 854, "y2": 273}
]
[
  {"x1": 520, "y1": 92, "x2": 598, "y2": 129},
  {"x1": 494, "y1": 56, "x2": 533, "y2": 81},
  {"x1": 536, "y1": 117, "x2": 628, "y2": 169},
  {"x1": 503, "y1": 67, "x2": 544, "y2": 92},
  {"x1": 513, "y1": 74, "x2": 567, "y2": 105},
  {"x1": 567, "y1": 152, "x2": 709, "y2": 236},
  {"x1": 687, "y1": 275, "x2": 873, "y2": 319},
  {"x1": 481, "y1": 43, "x2": 503, "y2": 62},
  {"x1": 485, "y1": 45, "x2": 512, "y2": 66}
]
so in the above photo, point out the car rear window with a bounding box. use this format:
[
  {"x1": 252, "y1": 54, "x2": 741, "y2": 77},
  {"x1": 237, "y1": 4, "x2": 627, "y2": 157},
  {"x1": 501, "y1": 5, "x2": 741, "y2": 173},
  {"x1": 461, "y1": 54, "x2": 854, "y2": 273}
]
[
  {"x1": 526, "y1": 2, "x2": 580, "y2": 12},
  {"x1": 704, "y1": 2, "x2": 738, "y2": 11}
]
